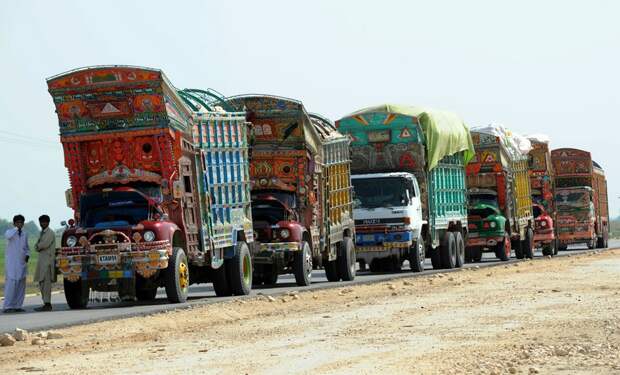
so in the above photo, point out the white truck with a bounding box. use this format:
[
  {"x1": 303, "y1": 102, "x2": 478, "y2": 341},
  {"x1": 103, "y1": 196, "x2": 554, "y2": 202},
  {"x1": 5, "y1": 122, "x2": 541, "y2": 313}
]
[{"x1": 351, "y1": 172, "x2": 425, "y2": 272}]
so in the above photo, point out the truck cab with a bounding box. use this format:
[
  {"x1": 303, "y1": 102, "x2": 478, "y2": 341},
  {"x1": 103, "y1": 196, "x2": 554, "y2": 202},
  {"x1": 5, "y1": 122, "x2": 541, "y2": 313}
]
[
  {"x1": 555, "y1": 186, "x2": 596, "y2": 249},
  {"x1": 351, "y1": 172, "x2": 423, "y2": 272},
  {"x1": 466, "y1": 188, "x2": 509, "y2": 261}
]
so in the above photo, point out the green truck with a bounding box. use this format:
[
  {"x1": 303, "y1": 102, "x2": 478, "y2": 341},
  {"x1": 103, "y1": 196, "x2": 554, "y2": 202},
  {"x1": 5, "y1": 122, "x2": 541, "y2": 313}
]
[
  {"x1": 466, "y1": 127, "x2": 535, "y2": 261},
  {"x1": 337, "y1": 104, "x2": 474, "y2": 271}
]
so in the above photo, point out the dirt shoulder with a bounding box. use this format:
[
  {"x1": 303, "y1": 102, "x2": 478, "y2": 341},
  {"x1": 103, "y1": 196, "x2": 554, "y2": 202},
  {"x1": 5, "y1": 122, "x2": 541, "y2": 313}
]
[{"x1": 2, "y1": 250, "x2": 620, "y2": 375}]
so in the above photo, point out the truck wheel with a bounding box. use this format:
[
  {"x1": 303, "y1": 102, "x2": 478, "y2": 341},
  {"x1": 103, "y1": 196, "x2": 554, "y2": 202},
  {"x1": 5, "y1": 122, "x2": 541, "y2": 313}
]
[
  {"x1": 454, "y1": 232, "x2": 465, "y2": 267},
  {"x1": 165, "y1": 247, "x2": 190, "y2": 303},
  {"x1": 226, "y1": 241, "x2": 252, "y2": 295},
  {"x1": 294, "y1": 241, "x2": 313, "y2": 286},
  {"x1": 337, "y1": 237, "x2": 356, "y2": 281},
  {"x1": 440, "y1": 232, "x2": 456, "y2": 269},
  {"x1": 471, "y1": 247, "x2": 482, "y2": 262},
  {"x1": 409, "y1": 236, "x2": 425, "y2": 273},
  {"x1": 515, "y1": 238, "x2": 525, "y2": 259},
  {"x1": 431, "y1": 249, "x2": 443, "y2": 269},
  {"x1": 64, "y1": 278, "x2": 89, "y2": 309},
  {"x1": 212, "y1": 263, "x2": 231, "y2": 297},
  {"x1": 136, "y1": 275, "x2": 158, "y2": 301},
  {"x1": 494, "y1": 234, "x2": 510, "y2": 261},
  {"x1": 324, "y1": 259, "x2": 339, "y2": 282},
  {"x1": 587, "y1": 239, "x2": 596, "y2": 249},
  {"x1": 522, "y1": 229, "x2": 534, "y2": 259},
  {"x1": 369, "y1": 259, "x2": 381, "y2": 273}
]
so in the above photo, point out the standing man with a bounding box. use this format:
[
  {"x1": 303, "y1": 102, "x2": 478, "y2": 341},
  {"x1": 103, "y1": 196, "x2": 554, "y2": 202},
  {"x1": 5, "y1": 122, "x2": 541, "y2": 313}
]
[
  {"x1": 3, "y1": 214, "x2": 29, "y2": 313},
  {"x1": 34, "y1": 215, "x2": 56, "y2": 312}
]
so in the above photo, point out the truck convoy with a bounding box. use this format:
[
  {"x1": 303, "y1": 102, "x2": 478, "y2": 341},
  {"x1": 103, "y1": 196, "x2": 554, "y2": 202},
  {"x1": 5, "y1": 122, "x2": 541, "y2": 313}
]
[
  {"x1": 47, "y1": 66, "x2": 255, "y2": 308},
  {"x1": 527, "y1": 135, "x2": 557, "y2": 256},
  {"x1": 336, "y1": 104, "x2": 474, "y2": 272},
  {"x1": 551, "y1": 148, "x2": 609, "y2": 250},
  {"x1": 466, "y1": 126, "x2": 535, "y2": 261},
  {"x1": 224, "y1": 95, "x2": 356, "y2": 286}
]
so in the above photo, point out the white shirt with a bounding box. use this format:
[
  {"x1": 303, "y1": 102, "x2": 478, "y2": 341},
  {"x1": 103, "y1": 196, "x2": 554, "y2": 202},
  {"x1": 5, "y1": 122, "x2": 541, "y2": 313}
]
[{"x1": 4, "y1": 228, "x2": 30, "y2": 280}]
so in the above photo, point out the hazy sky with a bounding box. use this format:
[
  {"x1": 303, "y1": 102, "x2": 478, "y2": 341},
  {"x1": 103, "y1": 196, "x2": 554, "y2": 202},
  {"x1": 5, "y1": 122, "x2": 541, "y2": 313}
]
[{"x1": 1, "y1": 0, "x2": 618, "y2": 225}]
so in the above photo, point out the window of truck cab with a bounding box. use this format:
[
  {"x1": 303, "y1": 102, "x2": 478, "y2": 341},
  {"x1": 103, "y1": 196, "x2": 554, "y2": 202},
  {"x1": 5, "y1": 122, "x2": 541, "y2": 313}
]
[{"x1": 352, "y1": 176, "x2": 415, "y2": 209}]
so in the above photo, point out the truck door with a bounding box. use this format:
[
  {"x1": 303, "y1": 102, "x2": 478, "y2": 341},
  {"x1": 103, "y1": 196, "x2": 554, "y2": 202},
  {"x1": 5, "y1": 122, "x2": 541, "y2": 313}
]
[{"x1": 179, "y1": 155, "x2": 201, "y2": 257}]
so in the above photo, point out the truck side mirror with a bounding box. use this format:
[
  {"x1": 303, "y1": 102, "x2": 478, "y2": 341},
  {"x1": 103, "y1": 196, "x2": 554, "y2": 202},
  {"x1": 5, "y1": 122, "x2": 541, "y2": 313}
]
[{"x1": 60, "y1": 220, "x2": 67, "y2": 227}]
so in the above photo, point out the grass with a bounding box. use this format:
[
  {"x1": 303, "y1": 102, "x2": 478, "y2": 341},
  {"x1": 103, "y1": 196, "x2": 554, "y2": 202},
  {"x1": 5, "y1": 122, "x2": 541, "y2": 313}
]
[{"x1": 0, "y1": 237, "x2": 43, "y2": 298}]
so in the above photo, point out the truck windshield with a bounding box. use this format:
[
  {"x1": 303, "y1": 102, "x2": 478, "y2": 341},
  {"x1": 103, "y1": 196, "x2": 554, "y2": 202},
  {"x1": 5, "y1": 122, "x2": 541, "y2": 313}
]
[
  {"x1": 555, "y1": 191, "x2": 589, "y2": 208},
  {"x1": 80, "y1": 191, "x2": 150, "y2": 228},
  {"x1": 469, "y1": 193, "x2": 499, "y2": 208},
  {"x1": 352, "y1": 177, "x2": 410, "y2": 208},
  {"x1": 251, "y1": 191, "x2": 297, "y2": 225}
]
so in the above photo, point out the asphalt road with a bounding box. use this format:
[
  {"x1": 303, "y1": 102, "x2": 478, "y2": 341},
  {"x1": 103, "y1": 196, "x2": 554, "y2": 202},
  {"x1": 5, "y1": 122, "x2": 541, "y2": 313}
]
[{"x1": 1, "y1": 240, "x2": 618, "y2": 334}]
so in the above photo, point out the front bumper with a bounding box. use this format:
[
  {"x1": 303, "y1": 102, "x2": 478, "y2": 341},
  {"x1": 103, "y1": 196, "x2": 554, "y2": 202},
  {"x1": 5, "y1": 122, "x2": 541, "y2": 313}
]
[
  {"x1": 56, "y1": 240, "x2": 172, "y2": 282},
  {"x1": 467, "y1": 233, "x2": 504, "y2": 248},
  {"x1": 534, "y1": 230, "x2": 555, "y2": 244}
]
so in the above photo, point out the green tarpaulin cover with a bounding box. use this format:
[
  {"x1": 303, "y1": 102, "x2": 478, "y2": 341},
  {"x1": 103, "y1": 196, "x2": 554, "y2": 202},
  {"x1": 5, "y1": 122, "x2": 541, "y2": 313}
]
[{"x1": 348, "y1": 104, "x2": 475, "y2": 171}]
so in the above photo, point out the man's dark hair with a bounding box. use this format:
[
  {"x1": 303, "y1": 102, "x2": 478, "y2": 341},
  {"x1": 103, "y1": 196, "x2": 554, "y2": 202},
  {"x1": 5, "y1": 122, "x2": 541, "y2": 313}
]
[
  {"x1": 13, "y1": 214, "x2": 25, "y2": 223},
  {"x1": 39, "y1": 215, "x2": 50, "y2": 223}
]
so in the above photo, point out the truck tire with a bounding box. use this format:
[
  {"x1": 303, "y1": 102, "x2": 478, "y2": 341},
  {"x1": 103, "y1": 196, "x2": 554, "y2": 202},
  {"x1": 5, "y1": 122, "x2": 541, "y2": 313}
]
[
  {"x1": 293, "y1": 241, "x2": 313, "y2": 286},
  {"x1": 64, "y1": 278, "x2": 89, "y2": 309},
  {"x1": 136, "y1": 275, "x2": 158, "y2": 301},
  {"x1": 226, "y1": 241, "x2": 252, "y2": 296},
  {"x1": 494, "y1": 234, "x2": 510, "y2": 261},
  {"x1": 471, "y1": 247, "x2": 482, "y2": 262},
  {"x1": 212, "y1": 264, "x2": 231, "y2": 297},
  {"x1": 409, "y1": 236, "x2": 425, "y2": 273},
  {"x1": 522, "y1": 228, "x2": 534, "y2": 259},
  {"x1": 369, "y1": 259, "x2": 381, "y2": 273},
  {"x1": 440, "y1": 232, "x2": 456, "y2": 269},
  {"x1": 165, "y1": 247, "x2": 190, "y2": 303},
  {"x1": 324, "y1": 259, "x2": 339, "y2": 282},
  {"x1": 431, "y1": 248, "x2": 443, "y2": 269},
  {"x1": 337, "y1": 237, "x2": 356, "y2": 281},
  {"x1": 514, "y1": 238, "x2": 525, "y2": 259},
  {"x1": 454, "y1": 232, "x2": 465, "y2": 268}
]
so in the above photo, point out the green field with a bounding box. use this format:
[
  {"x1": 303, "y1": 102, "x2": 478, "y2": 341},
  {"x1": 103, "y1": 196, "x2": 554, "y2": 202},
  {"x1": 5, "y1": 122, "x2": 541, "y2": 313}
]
[{"x1": 0, "y1": 237, "x2": 42, "y2": 297}]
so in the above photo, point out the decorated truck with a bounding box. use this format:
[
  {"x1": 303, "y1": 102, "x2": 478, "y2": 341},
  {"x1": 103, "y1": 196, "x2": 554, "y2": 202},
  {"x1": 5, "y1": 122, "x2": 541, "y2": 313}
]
[
  {"x1": 47, "y1": 66, "x2": 254, "y2": 308},
  {"x1": 336, "y1": 104, "x2": 474, "y2": 271},
  {"x1": 466, "y1": 126, "x2": 535, "y2": 261},
  {"x1": 527, "y1": 135, "x2": 557, "y2": 256},
  {"x1": 551, "y1": 148, "x2": 609, "y2": 249},
  {"x1": 223, "y1": 95, "x2": 356, "y2": 286}
]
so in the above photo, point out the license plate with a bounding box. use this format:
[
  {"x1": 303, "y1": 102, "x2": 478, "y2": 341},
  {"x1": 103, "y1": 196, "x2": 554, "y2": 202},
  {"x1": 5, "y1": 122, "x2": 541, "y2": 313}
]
[
  {"x1": 98, "y1": 254, "x2": 119, "y2": 265},
  {"x1": 362, "y1": 235, "x2": 376, "y2": 242}
]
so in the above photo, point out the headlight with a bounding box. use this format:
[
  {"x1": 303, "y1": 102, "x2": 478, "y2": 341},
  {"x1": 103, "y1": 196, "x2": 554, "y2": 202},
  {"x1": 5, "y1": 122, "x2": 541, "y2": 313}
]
[
  {"x1": 66, "y1": 236, "x2": 78, "y2": 247},
  {"x1": 280, "y1": 229, "x2": 290, "y2": 239},
  {"x1": 540, "y1": 221, "x2": 547, "y2": 227},
  {"x1": 143, "y1": 231, "x2": 156, "y2": 242},
  {"x1": 490, "y1": 222, "x2": 497, "y2": 229}
]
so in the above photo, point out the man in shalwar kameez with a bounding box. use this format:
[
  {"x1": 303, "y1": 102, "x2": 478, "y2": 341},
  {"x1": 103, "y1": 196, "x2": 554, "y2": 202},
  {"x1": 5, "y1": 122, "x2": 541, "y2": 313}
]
[
  {"x1": 3, "y1": 214, "x2": 30, "y2": 313},
  {"x1": 34, "y1": 215, "x2": 56, "y2": 311}
]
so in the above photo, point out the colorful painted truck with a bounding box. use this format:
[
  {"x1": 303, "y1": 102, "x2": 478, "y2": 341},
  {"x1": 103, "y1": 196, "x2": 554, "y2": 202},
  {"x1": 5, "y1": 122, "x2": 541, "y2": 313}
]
[
  {"x1": 47, "y1": 66, "x2": 254, "y2": 308},
  {"x1": 551, "y1": 148, "x2": 609, "y2": 249},
  {"x1": 223, "y1": 95, "x2": 356, "y2": 286},
  {"x1": 527, "y1": 136, "x2": 557, "y2": 256},
  {"x1": 466, "y1": 127, "x2": 535, "y2": 261},
  {"x1": 336, "y1": 105, "x2": 474, "y2": 271}
]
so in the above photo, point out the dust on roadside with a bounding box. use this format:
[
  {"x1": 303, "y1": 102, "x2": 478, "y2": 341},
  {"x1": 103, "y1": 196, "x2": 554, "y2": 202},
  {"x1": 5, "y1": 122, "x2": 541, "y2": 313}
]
[{"x1": 1, "y1": 250, "x2": 619, "y2": 375}]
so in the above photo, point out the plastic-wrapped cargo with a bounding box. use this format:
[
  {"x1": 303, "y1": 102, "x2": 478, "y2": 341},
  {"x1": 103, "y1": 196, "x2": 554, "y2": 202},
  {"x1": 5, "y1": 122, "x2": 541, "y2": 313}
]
[{"x1": 471, "y1": 124, "x2": 532, "y2": 158}]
